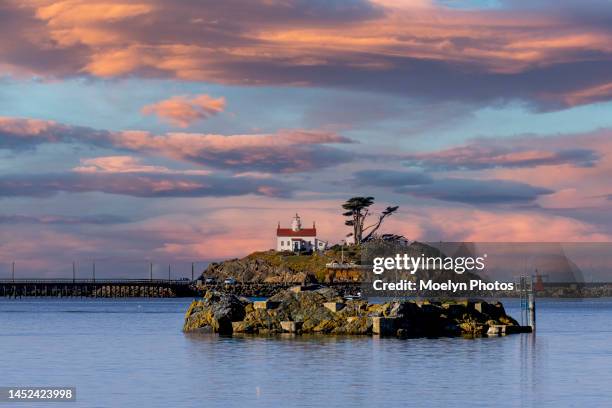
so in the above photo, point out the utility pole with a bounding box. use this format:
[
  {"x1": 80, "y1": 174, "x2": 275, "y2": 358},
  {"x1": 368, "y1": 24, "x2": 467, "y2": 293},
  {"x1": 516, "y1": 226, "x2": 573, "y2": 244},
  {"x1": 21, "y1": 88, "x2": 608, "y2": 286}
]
[
  {"x1": 12, "y1": 261, "x2": 15, "y2": 282},
  {"x1": 93, "y1": 261, "x2": 96, "y2": 283},
  {"x1": 168, "y1": 264, "x2": 171, "y2": 281},
  {"x1": 149, "y1": 262, "x2": 153, "y2": 281},
  {"x1": 72, "y1": 261, "x2": 76, "y2": 283},
  {"x1": 191, "y1": 262, "x2": 195, "y2": 281}
]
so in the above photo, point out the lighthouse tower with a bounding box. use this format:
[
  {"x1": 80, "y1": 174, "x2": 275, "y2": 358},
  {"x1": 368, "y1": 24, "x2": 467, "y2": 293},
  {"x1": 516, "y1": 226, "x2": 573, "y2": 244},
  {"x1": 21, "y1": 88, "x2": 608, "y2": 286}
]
[{"x1": 291, "y1": 213, "x2": 302, "y2": 231}]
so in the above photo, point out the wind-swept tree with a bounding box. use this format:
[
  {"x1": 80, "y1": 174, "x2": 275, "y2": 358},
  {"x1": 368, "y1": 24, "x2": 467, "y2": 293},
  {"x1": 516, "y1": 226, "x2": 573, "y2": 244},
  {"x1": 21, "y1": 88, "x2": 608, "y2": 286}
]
[
  {"x1": 342, "y1": 197, "x2": 398, "y2": 244},
  {"x1": 362, "y1": 205, "x2": 399, "y2": 242}
]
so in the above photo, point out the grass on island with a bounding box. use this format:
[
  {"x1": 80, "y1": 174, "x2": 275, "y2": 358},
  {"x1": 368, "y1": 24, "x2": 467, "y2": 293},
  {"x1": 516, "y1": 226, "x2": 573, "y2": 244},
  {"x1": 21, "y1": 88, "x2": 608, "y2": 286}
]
[{"x1": 244, "y1": 245, "x2": 361, "y2": 282}]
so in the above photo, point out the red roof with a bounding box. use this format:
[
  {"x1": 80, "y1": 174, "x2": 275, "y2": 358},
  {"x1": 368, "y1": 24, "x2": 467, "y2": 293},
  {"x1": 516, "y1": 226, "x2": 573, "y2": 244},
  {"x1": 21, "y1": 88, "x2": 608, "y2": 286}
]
[{"x1": 277, "y1": 228, "x2": 316, "y2": 237}]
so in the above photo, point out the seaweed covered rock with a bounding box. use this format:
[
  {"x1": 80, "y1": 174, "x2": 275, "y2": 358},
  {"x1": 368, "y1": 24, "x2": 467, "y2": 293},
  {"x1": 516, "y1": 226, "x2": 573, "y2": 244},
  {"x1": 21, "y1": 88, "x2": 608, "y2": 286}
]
[
  {"x1": 183, "y1": 286, "x2": 526, "y2": 338},
  {"x1": 183, "y1": 291, "x2": 249, "y2": 334}
]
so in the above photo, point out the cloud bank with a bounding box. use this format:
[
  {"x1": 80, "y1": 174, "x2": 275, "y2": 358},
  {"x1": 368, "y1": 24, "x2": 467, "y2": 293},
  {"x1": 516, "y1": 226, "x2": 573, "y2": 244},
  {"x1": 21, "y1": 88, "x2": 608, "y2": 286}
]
[
  {"x1": 1, "y1": 0, "x2": 611, "y2": 109},
  {"x1": 0, "y1": 116, "x2": 355, "y2": 173},
  {"x1": 0, "y1": 172, "x2": 294, "y2": 198}
]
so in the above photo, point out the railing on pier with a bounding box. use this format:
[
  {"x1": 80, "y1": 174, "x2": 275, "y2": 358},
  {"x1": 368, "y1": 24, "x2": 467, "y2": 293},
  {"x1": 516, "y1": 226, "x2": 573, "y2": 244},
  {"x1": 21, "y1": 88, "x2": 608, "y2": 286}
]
[
  {"x1": 0, "y1": 279, "x2": 191, "y2": 284},
  {"x1": 0, "y1": 278, "x2": 195, "y2": 298}
]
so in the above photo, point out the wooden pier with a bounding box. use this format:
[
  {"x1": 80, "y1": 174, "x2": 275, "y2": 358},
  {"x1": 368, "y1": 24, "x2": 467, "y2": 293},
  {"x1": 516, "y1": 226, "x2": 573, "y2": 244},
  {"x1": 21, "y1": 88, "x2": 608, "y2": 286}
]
[{"x1": 0, "y1": 279, "x2": 197, "y2": 298}]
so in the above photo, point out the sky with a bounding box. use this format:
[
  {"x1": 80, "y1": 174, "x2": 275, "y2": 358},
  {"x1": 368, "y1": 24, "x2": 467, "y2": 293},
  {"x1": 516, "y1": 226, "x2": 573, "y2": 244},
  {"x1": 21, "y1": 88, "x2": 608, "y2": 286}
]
[{"x1": 1, "y1": 0, "x2": 611, "y2": 278}]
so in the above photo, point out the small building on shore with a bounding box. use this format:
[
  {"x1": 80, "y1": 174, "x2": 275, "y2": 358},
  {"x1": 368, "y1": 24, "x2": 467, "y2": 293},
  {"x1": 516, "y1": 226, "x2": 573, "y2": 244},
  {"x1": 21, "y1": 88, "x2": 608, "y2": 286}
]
[{"x1": 276, "y1": 214, "x2": 327, "y2": 252}]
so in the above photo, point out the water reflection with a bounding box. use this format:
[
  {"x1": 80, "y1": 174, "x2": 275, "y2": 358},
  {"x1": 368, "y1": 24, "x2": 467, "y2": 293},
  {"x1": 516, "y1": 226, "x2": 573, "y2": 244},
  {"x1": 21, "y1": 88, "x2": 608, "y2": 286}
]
[{"x1": 2, "y1": 298, "x2": 612, "y2": 407}]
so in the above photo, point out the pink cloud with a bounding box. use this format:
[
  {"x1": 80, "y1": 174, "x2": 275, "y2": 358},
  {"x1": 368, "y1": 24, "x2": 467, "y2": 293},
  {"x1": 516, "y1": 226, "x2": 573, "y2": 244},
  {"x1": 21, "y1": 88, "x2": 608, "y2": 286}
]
[
  {"x1": 402, "y1": 133, "x2": 603, "y2": 171},
  {"x1": 0, "y1": 117, "x2": 61, "y2": 146},
  {"x1": 108, "y1": 129, "x2": 355, "y2": 172},
  {"x1": 0, "y1": 116, "x2": 55, "y2": 134},
  {"x1": 540, "y1": 82, "x2": 612, "y2": 108},
  {"x1": 74, "y1": 155, "x2": 211, "y2": 175},
  {"x1": 0, "y1": 171, "x2": 295, "y2": 199},
  {"x1": 395, "y1": 129, "x2": 612, "y2": 213},
  {"x1": 0, "y1": 1, "x2": 610, "y2": 108},
  {"x1": 0, "y1": 116, "x2": 355, "y2": 173},
  {"x1": 415, "y1": 208, "x2": 611, "y2": 242},
  {"x1": 0, "y1": 228, "x2": 108, "y2": 276},
  {"x1": 478, "y1": 130, "x2": 612, "y2": 210},
  {"x1": 141, "y1": 94, "x2": 226, "y2": 127}
]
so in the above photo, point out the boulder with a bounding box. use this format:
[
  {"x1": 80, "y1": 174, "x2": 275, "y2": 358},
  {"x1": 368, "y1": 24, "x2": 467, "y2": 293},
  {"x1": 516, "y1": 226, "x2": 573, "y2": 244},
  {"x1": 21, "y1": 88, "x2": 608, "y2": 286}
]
[
  {"x1": 342, "y1": 316, "x2": 372, "y2": 335},
  {"x1": 280, "y1": 321, "x2": 303, "y2": 333},
  {"x1": 372, "y1": 317, "x2": 397, "y2": 336},
  {"x1": 324, "y1": 302, "x2": 345, "y2": 312},
  {"x1": 183, "y1": 292, "x2": 248, "y2": 334},
  {"x1": 232, "y1": 321, "x2": 256, "y2": 333}
]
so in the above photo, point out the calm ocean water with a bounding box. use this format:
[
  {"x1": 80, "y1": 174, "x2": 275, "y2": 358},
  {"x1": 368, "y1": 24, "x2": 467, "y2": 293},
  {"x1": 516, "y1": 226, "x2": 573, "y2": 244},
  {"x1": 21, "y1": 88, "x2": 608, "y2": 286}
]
[{"x1": 1, "y1": 297, "x2": 611, "y2": 407}]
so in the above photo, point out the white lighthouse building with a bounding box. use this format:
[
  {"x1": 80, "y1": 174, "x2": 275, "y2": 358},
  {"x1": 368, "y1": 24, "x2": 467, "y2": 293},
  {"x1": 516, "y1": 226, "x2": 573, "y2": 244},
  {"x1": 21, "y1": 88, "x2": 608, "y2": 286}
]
[{"x1": 276, "y1": 214, "x2": 327, "y2": 252}]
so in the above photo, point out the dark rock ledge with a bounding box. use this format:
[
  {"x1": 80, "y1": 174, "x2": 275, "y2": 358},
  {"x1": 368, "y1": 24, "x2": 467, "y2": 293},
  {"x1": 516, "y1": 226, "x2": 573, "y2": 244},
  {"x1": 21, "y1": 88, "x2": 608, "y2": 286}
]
[{"x1": 183, "y1": 286, "x2": 531, "y2": 338}]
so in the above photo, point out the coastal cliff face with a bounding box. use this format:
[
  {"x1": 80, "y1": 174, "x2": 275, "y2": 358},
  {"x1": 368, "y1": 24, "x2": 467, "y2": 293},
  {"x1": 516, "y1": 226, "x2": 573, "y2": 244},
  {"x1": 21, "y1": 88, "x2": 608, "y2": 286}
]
[{"x1": 183, "y1": 286, "x2": 524, "y2": 338}]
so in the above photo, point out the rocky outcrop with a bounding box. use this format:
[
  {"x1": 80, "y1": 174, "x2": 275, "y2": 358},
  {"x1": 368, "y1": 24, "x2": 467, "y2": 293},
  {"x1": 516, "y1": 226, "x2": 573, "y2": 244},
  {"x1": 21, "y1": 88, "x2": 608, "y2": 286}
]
[
  {"x1": 200, "y1": 252, "x2": 322, "y2": 284},
  {"x1": 183, "y1": 286, "x2": 528, "y2": 338},
  {"x1": 183, "y1": 291, "x2": 250, "y2": 334}
]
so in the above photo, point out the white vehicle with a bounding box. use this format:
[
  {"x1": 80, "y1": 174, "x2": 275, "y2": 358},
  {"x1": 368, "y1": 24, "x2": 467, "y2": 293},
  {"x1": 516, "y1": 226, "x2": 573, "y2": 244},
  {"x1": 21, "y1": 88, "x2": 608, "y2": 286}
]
[
  {"x1": 344, "y1": 292, "x2": 362, "y2": 300},
  {"x1": 224, "y1": 277, "x2": 237, "y2": 285}
]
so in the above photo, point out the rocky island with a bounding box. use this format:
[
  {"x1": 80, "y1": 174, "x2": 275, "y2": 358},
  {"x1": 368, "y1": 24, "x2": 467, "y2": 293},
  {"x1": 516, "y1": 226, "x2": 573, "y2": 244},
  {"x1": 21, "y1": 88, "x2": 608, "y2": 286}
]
[{"x1": 183, "y1": 285, "x2": 530, "y2": 338}]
